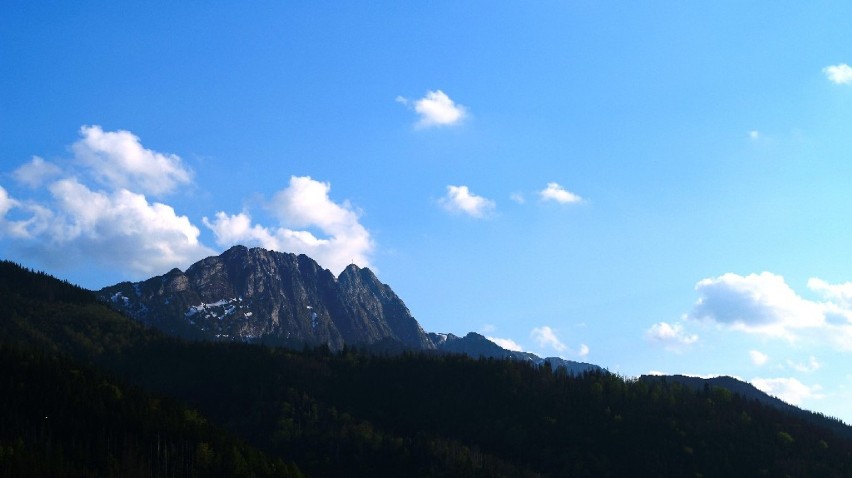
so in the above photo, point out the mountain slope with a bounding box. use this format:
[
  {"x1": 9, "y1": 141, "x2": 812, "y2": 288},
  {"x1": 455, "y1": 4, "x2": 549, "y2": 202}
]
[
  {"x1": 5, "y1": 259, "x2": 852, "y2": 477},
  {"x1": 97, "y1": 246, "x2": 434, "y2": 351},
  {"x1": 641, "y1": 373, "x2": 852, "y2": 440},
  {"x1": 430, "y1": 332, "x2": 603, "y2": 375},
  {"x1": 0, "y1": 260, "x2": 301, "y2": 477},
  {"x1": 0, "y1": 260, "x2": 151, "y2": 360}
]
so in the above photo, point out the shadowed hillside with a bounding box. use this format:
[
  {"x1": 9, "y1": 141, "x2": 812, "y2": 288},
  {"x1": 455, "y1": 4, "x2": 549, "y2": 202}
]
[{"x1": 2, "y1": 260, "x2": 852, "y2": 477}]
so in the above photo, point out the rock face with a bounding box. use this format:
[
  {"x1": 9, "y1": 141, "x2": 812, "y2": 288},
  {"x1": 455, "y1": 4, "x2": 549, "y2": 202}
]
[{"x1": 97, "y1": 246, "x2": 434, "y2": 351}]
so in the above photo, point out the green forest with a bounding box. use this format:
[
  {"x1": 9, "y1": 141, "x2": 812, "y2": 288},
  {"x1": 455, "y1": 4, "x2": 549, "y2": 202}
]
[{"x1": 2, "y1": 260, "x2": 851, "y2": 477}]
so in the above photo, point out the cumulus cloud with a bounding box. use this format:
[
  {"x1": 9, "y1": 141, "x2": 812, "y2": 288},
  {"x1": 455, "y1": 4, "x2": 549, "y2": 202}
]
[
  {"x1": 204, "y1": 176, "x2": 373, "y2": 274},
  {"x1": 531, "y1": 326, "x2": 567, "y2": 352},
  {"x1": 539, "y1": 182, "x2": 582, "y2": 204},
  {"x1": 47, "y1": 179, "x2": 213, "y2": 274},
  {"x1": 0, "y1": 186, "x2": 18, "y2": 218},
  {"x1": 12, "y1": 157, "x2": 63, "y2": 188},
  {"x1": 1, "y1": 178, "x2": 213, "y2": 276},
  {"x1": 0, "y1": 186, "x2": 53, "y2": 240},
  {"x1": 487, "y1": 336, "x2": 524, "y2": 352},
  {"x1": 823, "y1": 63, "x2": 852, "y2": 85},
  {"x1": 687, "y1": 272, "x2": 826, "y2": 340},
  {"x1": 645, "y1": 321, "x2": 699, "y2": 350},
  {"x1": 3, "y1": 127, "x2": 378, "y2": 282},
  {"x1": 1, "y1": 128, "x2": 214, "y2": 278},
  {"x1": 752, "y1": 377, "x2": 823, "y2": 406},
  {"x1": 72, "y1": 125, "x2": 192, "y2": 196},
  {"x1": 807, "y1": 278, "x2": 852, "y2": 307},
  {"x1": 439, "y1": 185, "x2": 495, "y2": 218},
  {"x1": 399, "y1": 90, "x2": 467, "y2": 128},
  {"x1": 529, "y1": 326, "x2": 589, "y2": 357},
  {"x1": 685, "y1": 272, "x2": 852, "y2": 349},
  {"x1": 749, "y1": 350, "x2": 769, "y2": 366}
]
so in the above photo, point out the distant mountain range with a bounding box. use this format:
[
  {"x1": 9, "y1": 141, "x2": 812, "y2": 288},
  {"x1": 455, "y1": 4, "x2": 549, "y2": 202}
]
[
  {"x1": 430, "y1": 331, "x2": 603, "y2": 375},
  {"x1": 97, "y1": 245, "x2": 600, "y2": 374},
  {"x1": 640, "y1": 374, "x2": 797, "y2": 412},
  {"x1": 4, "y1": 256, "x2": 852, "y2": 476},
  {"x1": 639, "y1": 374, "x2": 852, "y2": 440},
  {"x1": 97, "y1": 246, "x2": 844, "y2": 407}
]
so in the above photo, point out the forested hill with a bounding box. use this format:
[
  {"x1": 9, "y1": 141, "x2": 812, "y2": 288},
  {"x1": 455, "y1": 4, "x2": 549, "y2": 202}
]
[
  {"x1": 0, "y1": 260, "x2": 302, "y2": 477},
  {"x1": 3, "y1": 260, "x2": 852, "y2": 477}
]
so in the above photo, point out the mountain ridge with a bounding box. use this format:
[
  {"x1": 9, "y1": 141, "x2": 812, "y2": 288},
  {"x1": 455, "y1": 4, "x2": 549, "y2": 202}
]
[
  {"x1": 430, "y1": 331, "x2": 603, "y2": 375},
  {"x1": 4, "y1": 258, "x2": 852, "y2": 476},
  {"x1": 98, "y1": 245, "x2": 605, "y2": 375},
  {"x1": 97, "y1": 245, "x2": 434, "y2": 351}
]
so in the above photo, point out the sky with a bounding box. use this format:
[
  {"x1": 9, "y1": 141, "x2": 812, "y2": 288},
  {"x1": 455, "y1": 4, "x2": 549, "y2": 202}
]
[{"x1": 3, "y1": 1, "x2": 852, "y2": 423}]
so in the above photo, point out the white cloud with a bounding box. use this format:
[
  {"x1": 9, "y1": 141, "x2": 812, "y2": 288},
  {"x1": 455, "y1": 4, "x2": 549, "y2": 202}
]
[
  {"x1": 687, "y1": 272, "x2": 825, "y2": 340},
  {"x1": 748, "y1": 130, "x2": 760, "y2": 140},
  {"x1": 72, "y1": 125, "x2": 192, "y2": 196},
  {"x1": 807, "y1": 278, "x2": 852, "y2": 307},
  {"x1": 439, "y1": 185, "x2": 495, "y2": 218},
  {"x1": 645, "y1": 321, "x2": 699, "y2": 350},
  {"x1": 4, "y1": 127, "x2": 378, "y2": 284},
  {"x1": 749, "y1": 350, "x2": 769, "y2": 366},
  {"x1": 0, "y1": 187, "x2": 49, "y2": 241},
  {"x1": 530, "y1": 326, "x2": 590, "y2": 357},
  {"x1": 2, "y1": 177, "x2": 212, "y2": 276},
  {"x1": 685, "y1": 272, "x2": 852, "y2": 350},
  {"x1": 487, "y1": 336, "x2": 524, "y2": 352},
  {"x1": 12, "y1": 156, "x2": 63, "y2": 188},
  {"x1": 204, "y1": 176, "x2": 373, "y2": 274},
  {"x1": 202, "y1": 211, "x2": 275, "y2": 245},
  {"x1": 401, "y1": 90, "x2": 467, "y2": 128},
  {"x1": 752, "y1": 377, "x2": 823, "y2": 406},
  {"x1": 0, "y1": 186, "x2": 54, "y2": 240},
  {"x1": 1, "y1": 128, "x2": 214, "y2": 278},
  {"x1": 0, "y1": 186, "x2": 18, "y2": 218},
  {"x1": 823, "y1": 63, "x2": 852, "y2": 85},
  {"x1": 509, "y1": 192, "x2": 526, "y2": 204},
  {"x1": 531, "y1": 326, "x2": 567, "y2": 353},
  {"x1": 539, "y1": 182, "x2": 582, "y2": 204},
  {"x1": 787, "y1": 356, "x2": 821, "y2": 373}
]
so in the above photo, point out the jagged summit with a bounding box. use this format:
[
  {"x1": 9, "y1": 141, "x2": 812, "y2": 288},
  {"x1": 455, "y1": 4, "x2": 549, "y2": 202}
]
[
  {"x1": 97, "y1": 246, "x2": 434, "y2": 351},
  {"x1": 98, "y1": 246, "x2": 604, "y2": 373}
]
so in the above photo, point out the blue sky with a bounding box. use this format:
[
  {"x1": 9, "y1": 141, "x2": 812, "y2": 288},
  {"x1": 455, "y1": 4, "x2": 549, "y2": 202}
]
[{"x1": 4, "y1": 1, "x2": 852, "y2": 423}]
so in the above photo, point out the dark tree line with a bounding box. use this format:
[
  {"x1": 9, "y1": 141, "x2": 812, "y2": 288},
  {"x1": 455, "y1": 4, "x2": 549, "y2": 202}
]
[
  {"x1": 0, "y1": 344, "x2": 302, "y2": 477},
  {"x1": 111, "y1": 343, "x2": 852, "y2": 477},
  {"x1": 2, "y1": 259, "x2": 852, "y2": 477}
]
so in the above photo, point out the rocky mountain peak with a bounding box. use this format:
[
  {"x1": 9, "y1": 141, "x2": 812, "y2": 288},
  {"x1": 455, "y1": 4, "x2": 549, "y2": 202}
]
[{"x1": 97, "y1": 246, "x2": 434, "y2": 351}]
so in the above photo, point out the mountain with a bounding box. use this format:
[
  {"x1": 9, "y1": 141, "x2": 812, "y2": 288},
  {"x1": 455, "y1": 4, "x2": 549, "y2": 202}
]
[
  {"x1": 640, "y1": 374, "x2": 852, "y2": 440},
  {"x1": 430, "y1": 332, "x2": 603, "y2": 375},
  {"x1": 4, "y1": 260, "x2": 852, "y2": 477},
  {"x1": 640, "y1": 374, "x2": 796, "y2": 411},
  {"x1": 97, "y1": 246, "x2": 600, "y2": 372},
  {"x1": 97, "y1": 245, "x2": 434, "y2": 351},
  {"x1": 0, "y1": 260, "x2": 301, "y2": 477}
]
